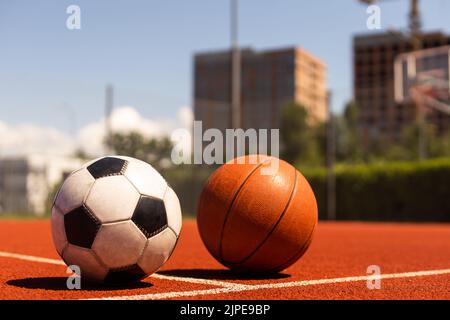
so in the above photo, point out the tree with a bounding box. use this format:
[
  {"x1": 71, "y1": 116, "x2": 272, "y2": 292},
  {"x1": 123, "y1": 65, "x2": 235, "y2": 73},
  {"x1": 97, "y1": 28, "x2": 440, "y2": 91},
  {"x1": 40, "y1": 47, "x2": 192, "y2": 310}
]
[
  {"x1": 72, "y1": 148, "x2": 90, "y2": 160},
  {"x1": 341, "y1": 100, "x2": 363, "y2": 162},
  {"x1": 110, "y1": 132, "x2": 173, "y2": 172},
  {"x1": 399, "y1": 121, "x2": 450, "y2": 160},
  {"x1": 429, "y1": 130, "x2": 450, "y2": 158},
  {"x1": 332, "y1": 114, "x2": 350, "y2": 162},
  {"x1": 280, "y1": 102, "x2": 323, "y2": 165}
]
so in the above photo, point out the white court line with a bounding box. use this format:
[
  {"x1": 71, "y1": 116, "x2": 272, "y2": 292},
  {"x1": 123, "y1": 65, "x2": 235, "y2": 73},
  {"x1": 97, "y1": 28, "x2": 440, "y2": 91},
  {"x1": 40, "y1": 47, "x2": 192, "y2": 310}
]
[
  {"x1": 0, "y1": 251, "x2": 65, "y2": 266},
  {"x1": 2, "y1": 250, "x2": 450, "y2": 300},
  {"x1": 94, "y1": 268, "x2": 450, "y2": 300},
  {"x1": 0, "y1": 250, "x2": 236, "y2": 288},
  {"x1": 93, "y1": 285, "x2": 250, "y2": 300},
  {"x1": 151, "y1": 273, "x2": 242, "y2": 288}
]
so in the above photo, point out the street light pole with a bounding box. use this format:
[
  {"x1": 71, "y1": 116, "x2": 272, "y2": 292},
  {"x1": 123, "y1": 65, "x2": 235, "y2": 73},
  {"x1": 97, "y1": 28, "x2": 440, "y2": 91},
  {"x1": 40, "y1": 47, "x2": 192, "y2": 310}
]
[
  {"x1": 231, "y1": 0, "x2": 241, "y2": 129},
  {"x1": 104, "y1": 84, "x2": 114, "y2": 155},
  {"x1": 326, "y1": 90, "x2": 336, "y2": 220},
  {"x1": 409, "y1": 0, "x2": 426, "y2": 160}
]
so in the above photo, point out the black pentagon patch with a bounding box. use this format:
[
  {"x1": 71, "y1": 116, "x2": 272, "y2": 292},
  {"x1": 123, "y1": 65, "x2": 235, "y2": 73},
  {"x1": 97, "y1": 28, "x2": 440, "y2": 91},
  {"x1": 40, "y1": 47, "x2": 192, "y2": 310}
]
[
  {"x1": 87, "y1": 157, "x2": 126, "y2": 179},
  {"x1": 132, "y1": 196, "x2": 167, "y2": 238},
  {"x1": 64, "y1": 205, "x2": 100, "y2": 248},
  {"x1": 104, "y1": 264, "x2": 147, "y2": 284}
]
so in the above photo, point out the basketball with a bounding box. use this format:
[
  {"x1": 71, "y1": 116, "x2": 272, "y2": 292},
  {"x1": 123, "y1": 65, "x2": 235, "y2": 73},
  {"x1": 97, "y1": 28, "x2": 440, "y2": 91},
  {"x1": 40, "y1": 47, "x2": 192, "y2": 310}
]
[{"x1": 197, "y1": 155, "x2": 318, "y2": 273}]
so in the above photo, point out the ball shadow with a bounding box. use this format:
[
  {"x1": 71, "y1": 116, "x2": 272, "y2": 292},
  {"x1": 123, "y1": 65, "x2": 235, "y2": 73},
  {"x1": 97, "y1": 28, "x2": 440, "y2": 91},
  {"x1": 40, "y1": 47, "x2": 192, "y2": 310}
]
[
  {"x1": 158, "y1": 268, "x2": 291, "y2": 280},
  {"x1": 7, "y1": 277, "x2": 153, "y2": 291}
]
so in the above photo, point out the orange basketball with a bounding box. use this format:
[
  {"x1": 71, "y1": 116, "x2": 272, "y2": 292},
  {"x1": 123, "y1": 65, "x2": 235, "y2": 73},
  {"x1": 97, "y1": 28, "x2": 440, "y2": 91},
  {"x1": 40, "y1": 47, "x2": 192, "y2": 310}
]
[{"x1": 197, "y1": 155, "x2": 318, "y2": 273}]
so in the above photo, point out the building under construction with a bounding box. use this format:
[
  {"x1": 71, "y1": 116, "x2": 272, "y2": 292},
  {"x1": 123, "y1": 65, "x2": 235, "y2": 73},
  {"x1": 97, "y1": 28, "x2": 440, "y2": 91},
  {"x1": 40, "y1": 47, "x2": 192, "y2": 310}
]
[
  {"x1": 194, "y1": 47, "x2": 327, "y2": 133},
  {"x1": 353, "y1": 31, "x2": 450, "y2": 145}
]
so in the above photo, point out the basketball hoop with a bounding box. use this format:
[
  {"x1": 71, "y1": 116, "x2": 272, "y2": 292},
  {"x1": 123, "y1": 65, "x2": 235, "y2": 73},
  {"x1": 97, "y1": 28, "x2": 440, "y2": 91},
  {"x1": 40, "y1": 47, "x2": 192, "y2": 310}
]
[{"x1": 394, "y1": 46, "x2": 450, "y2": 115}]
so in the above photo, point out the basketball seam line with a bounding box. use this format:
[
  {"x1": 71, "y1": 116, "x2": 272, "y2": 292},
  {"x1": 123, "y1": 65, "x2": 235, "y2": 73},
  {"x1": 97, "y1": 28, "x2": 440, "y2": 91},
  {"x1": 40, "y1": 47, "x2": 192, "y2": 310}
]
[
  {"x1": 217, "y1": 159, "x2": 272, "y2": 262},
  {"x1": 225, "y1": 168, "x2": 299, "y2": 267},
  {"x1": 267, "y1": 220, "x2": 316, "y2": 273}
]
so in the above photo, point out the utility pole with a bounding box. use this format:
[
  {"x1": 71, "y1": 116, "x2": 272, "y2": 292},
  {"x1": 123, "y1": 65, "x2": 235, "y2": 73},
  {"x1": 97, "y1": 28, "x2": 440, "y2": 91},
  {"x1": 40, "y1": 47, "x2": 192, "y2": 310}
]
[
  {"x1": 326, "y1": 90, "x2": 336, "y2": 220},
  {"x1": 231, "y1": 0, "x2": 241, "y2": 129},
  {"x1": 104, "y1": 84, "x2": 114, "y2": 155},
  {"x1": 409, "y1": 0, "x2": 426, "y2": 160}
]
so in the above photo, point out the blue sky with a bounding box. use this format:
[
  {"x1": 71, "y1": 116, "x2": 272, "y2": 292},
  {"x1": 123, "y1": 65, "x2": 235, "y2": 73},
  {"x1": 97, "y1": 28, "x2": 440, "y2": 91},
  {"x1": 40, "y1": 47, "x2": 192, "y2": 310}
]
[{"x1": 1, "y1": 0, "x2": 450, "y2": 133}]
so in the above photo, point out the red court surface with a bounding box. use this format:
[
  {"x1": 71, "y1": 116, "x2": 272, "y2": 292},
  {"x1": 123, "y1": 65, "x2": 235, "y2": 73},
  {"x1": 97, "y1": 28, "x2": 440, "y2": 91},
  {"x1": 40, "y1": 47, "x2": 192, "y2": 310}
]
[{"x1": 0, "y1": 219, "x2": 449, "y2": 300}]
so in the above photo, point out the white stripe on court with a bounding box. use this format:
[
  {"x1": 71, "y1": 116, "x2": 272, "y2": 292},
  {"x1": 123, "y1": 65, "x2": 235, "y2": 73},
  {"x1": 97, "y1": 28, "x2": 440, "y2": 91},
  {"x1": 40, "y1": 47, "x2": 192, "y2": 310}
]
[
  {"x1": 92, "y1": 268, "x2": 450, "y2": 300},
  {"x1": 0, "y1": 250, "x2": 235, "y2": 288},
  {"x1": 2, "y1": 250, "x2": 450, "y2": 300},
  {"x1": 151, "y1": 273, "x2": 242, "y2": 288},
  {"x1": 0, "y1": 251, "x2": 65, "y2": 266},
  {"x1": 91, "y1": 285, "x2": 250, "y2": 300},
  {"x1": 241, "y1": 268, "x2": 450, "y2": 290}
]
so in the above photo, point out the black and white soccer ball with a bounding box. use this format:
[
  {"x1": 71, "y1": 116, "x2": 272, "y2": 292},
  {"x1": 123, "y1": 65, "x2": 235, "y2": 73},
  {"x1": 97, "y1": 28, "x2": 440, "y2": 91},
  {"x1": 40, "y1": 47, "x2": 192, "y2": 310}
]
[{"x1": 51, "y1": 155, "x2": 182, "y2": 284}]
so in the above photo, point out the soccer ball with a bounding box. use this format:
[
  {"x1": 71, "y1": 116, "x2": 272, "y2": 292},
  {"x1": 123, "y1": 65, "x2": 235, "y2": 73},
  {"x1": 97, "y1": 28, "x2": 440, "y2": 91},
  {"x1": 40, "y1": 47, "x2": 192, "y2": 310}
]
[{"x1": 51, "y1": 155, "x2": 182, "y2": 284}]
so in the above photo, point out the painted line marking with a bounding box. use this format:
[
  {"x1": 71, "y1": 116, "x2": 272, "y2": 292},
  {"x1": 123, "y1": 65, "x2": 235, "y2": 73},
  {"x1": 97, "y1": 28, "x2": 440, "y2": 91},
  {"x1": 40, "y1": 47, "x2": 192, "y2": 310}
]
[
  {"x1": 0, "y1": 251, "x2": 65, "y2": 266},
  {"x1": 93, "y1": 268, "x2": 450, "y2": 300},
  {"x1": 2, "y1": 250, "x2": 450, "y2": 300},
  {"x1": 92, "y1": 285, "x2": 250, "y2": 300},
  {"x1": 151, "y1": 273, "x2": 241, "y2": 288},
  {"x1": 0, "y1": 250, "x2": 236, "y2": 288}
]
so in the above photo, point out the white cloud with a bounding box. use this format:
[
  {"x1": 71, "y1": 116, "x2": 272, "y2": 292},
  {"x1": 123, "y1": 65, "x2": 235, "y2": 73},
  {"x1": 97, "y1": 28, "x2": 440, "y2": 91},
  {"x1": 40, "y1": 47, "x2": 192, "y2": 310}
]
[
  {"x1": 177, "y1": 106, "x2": 194, "y2": 130},
  {"x1": 110, "y1": 106, "x2": 175, "y2": 138},
  {"x1": 0, "y1": 106, "x2": 193, "y2": 159},
  {"x1": 0, "y1": 121, "x2": 74, "y2": 157}
]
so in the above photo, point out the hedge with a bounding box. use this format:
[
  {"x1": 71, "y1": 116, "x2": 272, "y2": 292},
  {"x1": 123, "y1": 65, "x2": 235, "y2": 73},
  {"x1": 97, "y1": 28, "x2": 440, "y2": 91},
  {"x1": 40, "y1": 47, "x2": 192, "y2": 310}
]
[
  {"x1": 165, "y1": 158, "x2": 450, "y2": 222},
  {"x1": 303, "y1": 158, "x2": 450, "y2": 222},
  {"x1": 164, "y1": 164, "x2": 216, "y2": 217}
]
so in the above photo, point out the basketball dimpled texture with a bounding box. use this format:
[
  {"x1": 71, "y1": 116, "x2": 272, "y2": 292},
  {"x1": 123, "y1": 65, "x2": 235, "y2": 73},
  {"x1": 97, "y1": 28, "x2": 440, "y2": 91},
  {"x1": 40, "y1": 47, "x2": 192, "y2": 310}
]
[
  {"x1": 51, "y1": 156, "x2": 182, "y2": 284},
  {"x1": 197, "y1": 155, "x2": 317, "y2": 273}
]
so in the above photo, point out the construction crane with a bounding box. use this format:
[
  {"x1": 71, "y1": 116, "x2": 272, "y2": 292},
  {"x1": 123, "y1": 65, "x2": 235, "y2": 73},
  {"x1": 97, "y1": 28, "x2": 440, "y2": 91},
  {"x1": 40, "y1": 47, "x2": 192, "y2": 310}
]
[{"x1": 358, "y1": 0, "x2": 421, "y2": 40}]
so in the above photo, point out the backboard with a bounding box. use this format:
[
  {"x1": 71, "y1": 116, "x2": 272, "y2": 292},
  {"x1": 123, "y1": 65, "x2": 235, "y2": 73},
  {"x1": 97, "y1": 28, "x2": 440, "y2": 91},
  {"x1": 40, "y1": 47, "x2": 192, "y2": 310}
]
[{"x1": 394, "y1": 46, "x2": 450, "y2": 115}]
